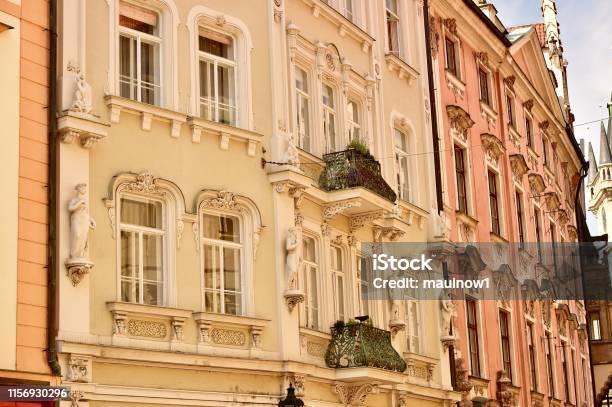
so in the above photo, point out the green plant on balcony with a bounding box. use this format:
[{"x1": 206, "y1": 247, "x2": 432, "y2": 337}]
[
  {"x1": 318, "y1": 145, "x2": 397, "y2": 203},
  {"x1": 324, "y1": 322, "x2": 407, "y2": 372}
]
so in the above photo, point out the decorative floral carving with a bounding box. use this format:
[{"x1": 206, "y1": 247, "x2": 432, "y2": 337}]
[
  {"x1": 349, "y1": 212, "x2": 382, "y2": 233},
  {"x1": 332, "y1": 383, "x2": 378, "y2": 406},
  {"x1": 509, "y1": 154, "x2": 529, "y2": 180},
  {"x1": 323, "y1": 200, "x2": 362, "y2": 219},
  {"x1": 474, "y1": 51, "x2": 489, "y2": 67},
  {"x1": 523, "y1": 99, "x2": 534, "y2": 112},
  {"x1": 539, "y1": 120, "x2": 550, "y2": 133},
  {"x1": 443, "y1": 18, "x2": 458, "y2": 35},
  {"x1": 125, "y1": 171, "x2": 163, "y2": 195},
  {"x1": 210, "y1": 328, "x2": 246, "y2": 346},
  {"x1": 504, "y1": 75, "x2": 516, "y2": 89},
  {"x1": 127, "y1": 320, "x2": 167, "y2": 338},
  {"x1": 201, "y1": 190, "x2": 239, "y2": 211},
  {"x1": 65, "y1": 263, "x2": 93, "y2": 287},
  {"x1": 284, "y1": 291, "x2": 305, "y2": 312},
  {"x1": 306, "y1": 340, "x2": 326, "y2": 358},
  {"x1": 447, "y1": 105, "x2": 475, "y2": 137},
  {"x1": 68, "y1": 355, "x2": 90, "y2": 382},
  {"x1": 528, "y1": 173, "x2": 546, "y2": 195},
  {"x1": 481, "y1": 133, "x2": 505, "y2": 165},
  {"x1": 544, "y1": 191, "x2": 561, "y2": 211}
]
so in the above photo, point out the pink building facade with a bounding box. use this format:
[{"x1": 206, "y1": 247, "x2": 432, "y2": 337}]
[{"x1": 429, "y1": 0, "x2": 593, "y2": 406}]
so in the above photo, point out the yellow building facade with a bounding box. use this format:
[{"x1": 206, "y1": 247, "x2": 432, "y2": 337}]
[{"x1": 53, "y1": 0, "x2": 460, "y2": 406}]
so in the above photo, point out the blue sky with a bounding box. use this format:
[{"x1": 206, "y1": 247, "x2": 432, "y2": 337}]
[{"x1": 495, "y1": 1, "x2": 612, "y2": 234}]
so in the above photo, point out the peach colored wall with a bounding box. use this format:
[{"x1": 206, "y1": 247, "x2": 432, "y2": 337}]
[
  {"x1": 430, "y1": 4, "x2": 591, "y2": 407},
  {"x1": 0, "y1": 0, "x2": 52, "y2": 382}
]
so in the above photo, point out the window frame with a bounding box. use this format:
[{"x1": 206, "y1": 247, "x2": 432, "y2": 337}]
[
  {"x1": 525, "y1": 111, "x2": 534, "y2": 149},
  {"x1": 118, "y1": 1, "x2": 163, "y2": 106},
  {"x1": 527, "y1": 321, "x2": 538, "y2": 391},
  {"x1": 346, "y1": 98, "x2": 362, "y2": 142},
  {"x1": 394, "y1": 127, "x2": 413, "y2": 204},
  {"x1": 295, "y1": 65, "x2": 313, "y2": 153},
  {"x1": 488, "y1": 169, "x2": 501, "y2": 235},
  {"x1": 385, "y1": 0, "x2": 402, "y2": 57},
  {"x1": 515, "y1": 190, "x2": 525, "y2": 247},
  {"x1": 444, "y1": 36, "x2": 460, "y2": 79},
  {"x1": 197, "y1": 28, "x2": 239, "y2": 126},
  {"x1": 199, "y1": 209, "x2": 245, "y2": 316},
  {"x1": 478, "y1": 66, "x2": 492, "y2": 107},
  {"x1": 466, "y1": 297, "x2": 481, "y2": 377},
  {"x1": 499, "y1": 310, "x2": 513, "y2": 380},
  {"x1": 302, "y1": 233, "x2": 321, "y2": 330},
  {"x1": 330, "y1": 244, "x2": 347, "y2": 322},
  {"x1": 117, "y1": 193, "x2": 168, "y2": 306},
  {"x1": 545, "y1": 331, "x2": 556, "y2": 397},
  {"x1": 506, "y1": 90, "x2": 516, "y2": 129},
  {"x1": 322, "y1": 82, "x2": 339, "y2": 153},
  {"x1": 454, "y1": 144, "x2": 469, "y2": 214}
]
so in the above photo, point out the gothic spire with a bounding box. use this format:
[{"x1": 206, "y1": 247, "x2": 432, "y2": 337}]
[
  {"x1": 588, "y1": 142, "x2": 598, "y2": 184},
  {"x1": 599, "y1": 121, "x2": 612, "y2": 165}
]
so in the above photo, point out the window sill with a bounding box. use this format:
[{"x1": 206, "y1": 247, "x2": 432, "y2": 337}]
[
  {"x1": 303, "y1": 0, "x2": 374, "y2": 52},
  {"x1": 193, "y1": 312, "x2": 269, "y2": 350},
  {"x1": 445, "y1": 70, "x2": 465, "y2": 99},
  {"x1": 106, "y1": 301, "x2": 192, "y2": 319},
  {"x1": 479, "y1": 101, "x2": 498, "y2": 128},
  {"x1": 187, "y1": 116, "x2": 262, "y2": 157},
  {"x1": 57, "y1": 110, "x2": 110, "y2": 149},
  {"x1": 105, "y1": 95, "x2": 187, "y2": 139},
  {"x1": 385, "y1": 53, "x2": 419, "y2": 85}
]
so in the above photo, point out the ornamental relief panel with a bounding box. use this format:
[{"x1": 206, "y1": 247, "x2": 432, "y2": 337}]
[
  {"x1": 210, "y1": 328, "x2": 247, "y2": 347},
  {"x1": 127, "y1": 319, "x2": 168, "y2": 339}
]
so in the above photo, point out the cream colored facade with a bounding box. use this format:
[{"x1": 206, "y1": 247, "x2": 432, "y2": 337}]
[{"x1": 54, "y1": 1, "x2": 457, "y2": 407}]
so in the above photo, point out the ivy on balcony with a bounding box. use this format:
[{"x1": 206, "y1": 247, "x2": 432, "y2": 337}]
[
  {"x1": 318, "y1": 149, "x2": 397, "y2": 203},
  {"x1": 324, "y1": 321, "x2": 407, "y2": 372}
]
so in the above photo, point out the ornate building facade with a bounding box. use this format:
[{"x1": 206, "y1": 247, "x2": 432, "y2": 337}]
[
  {"x1": 52, "y1": 0, "x2": 458, "y2": 406},
  {"x1": 0, "y1": 0, "x2": 59, "y2": 394},
  {"x1": 428, "y1": 0, "x2": 593, "y2": 406},
  {"x1": 586, "y1": 94, "x2": 612, "y2": 406}
]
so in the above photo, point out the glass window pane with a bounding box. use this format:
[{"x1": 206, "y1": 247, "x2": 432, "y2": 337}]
[
  {"x1": 217, "y1": 64, "x2": 236, "y2": 125},
  {"x1": 119, "y1": 35, "x2": 136, "y2": 99},
  {"x1": 120, "y1": 230, "x2": 135, "y2": 277},
  {"x1": 143, "y1": 282, "x2": 162, "y2": 305},
  {"x1": 223, "y1": 247, "x2": 241, "y2": 292},
  {"x1": 203, "y1": 244, "x2": 219, "y2": 290},
  {"x1": 323, "y1": 84, "x2": 334, "y2": 108},
  {"x1": 121, "y1": 279, "x2": 138, "y2": 303},
  {"x1": 201, "y1": 213, "x2": 241, "y2": 242},
  {"x1": 303, "y1": 236, "x2": 316, "y2": 262},
  {"x1": 140, "y1": 41, "x2": 159, "y2": 105},
  {"x1": 199, "y1": 29, "x2": 233, "y2": 59},
  {"x1": 296, "y1": 68, "x2": 308, "y2": 93},
  {"x1": 204, "y1": 290, "x2": 219, "y2": 313},
  {"x1": 120, "y1": 198, "x2": 163, "y2": 229},
  {"x1": 142, "y1": 233, "x2": 163, "y2": 282},
  {"x1": 337, "y1": 275, "x2": 344, "y2": 320},
  {"x1": 119, "y1": 2, "x2": 158, "y2": 35},
  {"x1": 224, "y1": 292, "x2": 241, "y2": 315}
]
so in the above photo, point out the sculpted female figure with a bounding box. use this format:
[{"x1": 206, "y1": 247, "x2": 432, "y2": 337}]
[
  {"x1": 286, "y1": 227, "x2": 300, "y2": 290},
  {"x1": 68, "y1": 183, "x2": 96, "y2": 259}
]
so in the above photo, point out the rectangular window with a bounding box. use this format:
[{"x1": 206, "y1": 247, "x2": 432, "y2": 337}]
[
  {"x1": 386, "y1": 0, "x2": 400, "y2": 56},
  {"x1": 546, "y1": 332, "x2": 555, "y2": 397},
  {"x1": 347, "y1": 100, "x2": 361, "y2": 142},
  {"x1": 455, "y1": 145, "x2": 468, "y2": 214},
  {"x1": 445, "y1": 37, "x2": 458, "y2": 77},
  {"x1": 561, "y1": 342, "x2": 570, "y2": 402},
  {"x1": 201, "y1": 213, "x2": 242, "y2": 315},
  {"x1": 331, "y1": 246, "x2": 345, "y2": 322},
  {"x1": 198, "y1": 29, "x2": 237, "y2": 125},
  {"x1": 506, "y1": 94, "x2": 516, "y2": 127},
  {"x1": 488, "y1": 170, "x2": 500, "y2": 235},
  {"x1": 395, "y1": 129, "x2": 411, "y2": 202},
  {"x1": 406, "y1": 300, "x2": 420, "y2": 354},
  {"x1": 589, "y1": 311, "x2": 602, "y2": 340},
  {"x1": 527, "y1": 322, "x2": 538, "y2": 390},
  {"x1": 535, "y1": 207, "x2": 543, "y2": 263},
  {"x1": 119, "y1": 2, "x2": 161, "y2": 105},
  {"x1": 499, "y1": 310, "x2": 512, "y2": 379},
  {"x1": 516, "y1": 191, "x2": 525, "y2": 246},
  {"x1": 303, "y1": 235, "x2": 319, "y2": 329},
  {"x1": 478, "y1": 68, "x2": 490, "y2": 106},
  {"x1": 322, "y1": 84, "x2": 338, "y2": 153},
  {"x1": 466, "y1": 298, "x2": 481, "y2": 377},
  {"x1": 119, "y1": 197, "x2": 165, "y2": 305},
  {"x1": 357, "y1": 254, "x2": 370, "y2": 318},
  {"x1": 543, "y1": 137, "x2": 549, "y2": 166},
  {"x1": 295, "y1": 67, "x2": 312, "y2": 152},
  {"x1": 526, "y1": 116, "x2": 533, "y2": 148}
]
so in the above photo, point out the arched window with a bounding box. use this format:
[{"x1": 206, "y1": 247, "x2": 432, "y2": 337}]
[
  {"x1": 200, "y1": 211, "x2": 243, "y2": 315},
  {"x1": 188, "y1": 6, "x2": 253, "y2": 129},
  {"x1": 109, "y1": 0, "x2": 179, "y2": 108},
  {"x1": 196, "y1": 190, "x2": 262, "y2": 316}
]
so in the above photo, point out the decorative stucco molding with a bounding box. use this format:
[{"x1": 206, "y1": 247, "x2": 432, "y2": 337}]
[
  {"x1": 509, "y1": 154, "x2": 530, "y2": 180},
  {"x1": 332, "y1": 383, "x2": 378, "y2": 407},
  {"x1": 481, "y1": 133, "x2": 505, "y2": 166}
]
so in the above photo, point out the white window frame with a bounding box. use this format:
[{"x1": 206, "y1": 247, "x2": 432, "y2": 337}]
[
  {"x1": 117, "y1": 193, "x2": 168, "y2": 306},
  {"x1": 109, "y1": 0, "x2": 179, "y2": 109},
  {"x1": 187, "y1": 6, "x2": 253, "y2": 130},
  {"x1": 330, "y1": 245, "x2": 346, "y2": 322},
  {"x1": 346, "y1": 98, "x2": 362, "y2": 142},
  {"x1": 322, "y1": 82, "x2": 339, "y2": 153},
  {"x1": 385, "y1": 0, "x2": 402, "y2": 57},
  {"x1": 118, "y1": 2, "x2": 163, "y2": 106},
  {"x1": 199, "y1": 209, "x2": 245, "y2": 315},
  {"x1": 296, "y1": 65, "x2": 313, "y2": 152},
  {"x1": 302, "y1": 233, "x2": 321, "y2": 330},
  {"x1": 197, "y1": 29, "x2": 238, "y2": 126},
  {"x1": 404, "y1": 298, "x2": 421, "y2": 354},
  {"x1": 394, "y1": 127, "x2": 412, "y2": 203}
]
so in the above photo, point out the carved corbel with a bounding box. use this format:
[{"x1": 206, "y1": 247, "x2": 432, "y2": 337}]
[{"x1": 332, "y1": 383, "x2": 378, "y2": 407}]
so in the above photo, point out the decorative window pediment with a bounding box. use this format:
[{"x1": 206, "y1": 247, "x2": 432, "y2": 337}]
[
  {"x1": 528, "y1": 173, "x2": 546, "y2": 195},
  {"x1": 544, "y1": 191, "x2": 561, "y2": 211},
  {"x1": 509, "y1": 154, "x2": 530, "y2": 180},
  {"x1": 446, "y1": 105, "x2": 474, "y2": 141},
  {"x1": 480, "y1": 133, "x2": 505, "y2": 166}
]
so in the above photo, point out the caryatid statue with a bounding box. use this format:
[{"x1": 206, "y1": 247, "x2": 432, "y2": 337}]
[
  {"x1": 286, "y1": 227, "x2": 300, "y2": 290},
  {"x1": 68, "y1": 183, "x2": 96, "y2": 260}
]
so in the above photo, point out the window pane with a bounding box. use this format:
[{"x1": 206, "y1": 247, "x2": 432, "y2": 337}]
[
  {"x1": 303, "y1": 236, "x2": 316, "y2": 262},
  {"x1": 120, "y1": 198, "x2": 163, "y2": 229},
  {"x1": 121, "y1": 279, "x2": 139, "y2": 303},
  {"x1": 296, "y1": 68, "x2": 308, "y2": 93},
  {"x1": 140, "y1": 40, "x2": 159, "y2": 105},
  {"x1": 322, "y1": 85, "x2": 334, "y2": 108},
  {"x1": 120, "y1": 230, "x2": 136, "y2": 277},
  {"x1": 202, "y1": 213, "x2": 241, "y2": 242},
  {"x1": 142, "y1": 233, "x2": 163, "y2": 282},
  {"x1": 119, "y1": 35, "x2": 137, "y2": 99},
  {"x1": 203, "y1": 244, "x2": 219, "y2": 290},
  {"x1": 143, "y1": 282, "x2": 162, "y2": 305},
  {"x1": 223, "y1": 247, "x2": 241, "y2": 292},
  {"x1": 204, "y1": 290, "x2": 220, "y2": 313},
  {"x1": 217, "y1": 63, "x2": 236, "y2": 125},
  {"x1": 337, "y1": 275, "x2": 344, "y2": 320},
  {"x1": 199, "y1": 29, "x2": 233, "y2": 59},
  {"x1": 310, "y1": 268, "x2": 318, "y2": 328},
  {"x1": 224, "y1": 292, "x2": 241, "y2": 315}
]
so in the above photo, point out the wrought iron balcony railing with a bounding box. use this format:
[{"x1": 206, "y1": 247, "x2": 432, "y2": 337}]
[
  {"x1": 324, "y1": 321, "x2": 407, "y2": 372},
  {"x1": 318, "y1": 149, "x2": 397, "y2": 203}
]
